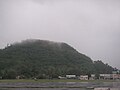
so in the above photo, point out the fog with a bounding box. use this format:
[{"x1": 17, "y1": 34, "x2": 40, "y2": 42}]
[{"x1": 0, "y1": 0, "x2": 120, "y2": 69}]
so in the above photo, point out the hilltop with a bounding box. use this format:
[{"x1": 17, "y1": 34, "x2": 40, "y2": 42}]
[{"x1": 0, "y1": 39, "x2": 114, "y2": 79}]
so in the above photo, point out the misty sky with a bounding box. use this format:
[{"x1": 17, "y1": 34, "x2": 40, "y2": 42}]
[{"x1": 0, "y1": 0, "x2": 120, "y2": 69}]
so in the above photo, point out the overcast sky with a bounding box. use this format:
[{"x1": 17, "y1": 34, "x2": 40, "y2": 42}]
[{"x1": 0, "y1": 0, "x2": 120, "y2": 69}]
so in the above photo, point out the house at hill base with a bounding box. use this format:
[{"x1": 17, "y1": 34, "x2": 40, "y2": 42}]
[
  {"x1": 112, "y1": 70, "x2": 120, "y2": 80},
  {"x1": 99, "y1": 74, "x2": 112, "y2": 80},
  {"x1": 112, "y1": 74, "x2": 120, "y2": 80},
  {"x1": 89, "y1": 74, "x2": 95, "y2": 80},
  {"x1": 79, "y1": 75, "x2": 88, "y2": 80},
  {"x1": 66, "y1": 75, "x2": 76, "y2": 79},
  {"x1": 58, "y1": 76, "x2": 66, "y2": 79}
]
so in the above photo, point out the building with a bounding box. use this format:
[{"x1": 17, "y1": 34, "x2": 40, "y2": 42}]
[
  {"x1": 79, "y1": 75, "x2": 88, "y2": 80},
  {"x1": 112, "y1": 74, "x2": 120, "y2": 80},
  {"x1": 112, "y1": 70, "x2": 120, "y2": 80},
  {"x1": 58, "y1": 76, "x2": 66, "y2": 79},
  {"x1": 66, "y1": 75, "x2": 76, "y2": 79},
  {"x1": 89, "y1": 74, "x2": 95, "y2": 80},
  {"x1": 99, "y1": 74, "x2": 113, "y2": 80}
]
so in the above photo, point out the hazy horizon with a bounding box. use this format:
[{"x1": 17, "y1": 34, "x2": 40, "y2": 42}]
[{"x1": 0, "y1": 0, "x2": 120, "y2": 69}]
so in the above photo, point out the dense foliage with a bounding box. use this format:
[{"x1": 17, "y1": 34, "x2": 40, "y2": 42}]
[{"x1": 0, "y1": 39, "x2": 114, "y2": 79}]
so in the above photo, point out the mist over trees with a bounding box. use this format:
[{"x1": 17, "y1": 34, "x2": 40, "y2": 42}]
[{"x1": 0, "y1": 39, "x2": 114, "y2": 79}]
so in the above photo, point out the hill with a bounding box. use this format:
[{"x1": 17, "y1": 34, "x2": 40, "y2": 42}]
[{"x1": 0, "y1": 39, "x2": 114, "y2": 79}]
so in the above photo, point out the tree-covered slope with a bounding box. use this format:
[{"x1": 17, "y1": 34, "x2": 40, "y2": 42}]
[{"x1": 0, "y1": 39, "x2": 114, "y2": 79}]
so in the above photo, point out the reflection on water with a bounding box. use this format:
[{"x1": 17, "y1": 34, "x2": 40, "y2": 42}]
[
  {"x1": 0, "y1": 88, "x2": 120, "y2": 90},
  {"x1": 0, "y1": 81, "x2": 120, "y2": 90},
  {"x1": 0, "y1": 88, "x2": 93, "y2": 90}
]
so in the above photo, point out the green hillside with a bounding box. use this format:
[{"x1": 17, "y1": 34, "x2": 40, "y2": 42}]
[{"x1": 0, "y1": 39, "x2": 114, "y2": 79}]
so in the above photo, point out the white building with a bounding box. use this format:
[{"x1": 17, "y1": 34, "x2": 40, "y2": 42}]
[
  {"x1": 99, "y1": 74, "x2": 112, "y2": 80},
  {"x1": 89, "y1": 74, "x2": 95, "y2": 80},
  {"x1": 79, "y1": 75, "x2": 88, "y2": 80},
  {"x1": 58, "y1": 76, "x2": 66, "y2": 79},
  {"x1": 112, "y1": 74, "x2": 120, "y2": 80},
  {"x1": 66, "y1": 75, "x2": 76, "y2": 79}
]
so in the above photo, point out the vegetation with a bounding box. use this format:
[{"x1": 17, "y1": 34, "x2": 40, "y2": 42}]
[{"x1": 0, "y1": 39, "x2": 114, "y2": 79}]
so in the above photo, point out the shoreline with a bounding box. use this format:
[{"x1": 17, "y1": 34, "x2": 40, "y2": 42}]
[{"x1": 0, "y1": 79, "x2": 119, "y2": 83}]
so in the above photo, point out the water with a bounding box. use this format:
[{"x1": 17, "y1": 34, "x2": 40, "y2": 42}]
[
  {"x1": 1, "y1": 88, "x2": 120, "y2": 90},
  {"x1": 0, "y1": 81, "x2": 120, "y2": 90},
  {"x1": 0, "y1": 88, "x2": 90, "y2": 90}
]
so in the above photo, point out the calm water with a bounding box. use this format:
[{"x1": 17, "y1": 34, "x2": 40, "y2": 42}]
[
  {"x1": 0, "y1": 88, "x2": 120, "y2": 90},
  {"x1": 0, "y1": 88, "x2": 90, "y2": 90},
  {"x1": 0, "y1": 81, "x2": 120, "y2": 90}
]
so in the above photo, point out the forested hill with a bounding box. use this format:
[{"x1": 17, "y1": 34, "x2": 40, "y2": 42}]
[{"x1": 0, "y1": 39, "x2": 114, "y2": 79}]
